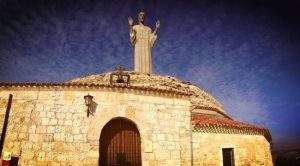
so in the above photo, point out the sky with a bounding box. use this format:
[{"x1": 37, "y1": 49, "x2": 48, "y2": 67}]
[{"x1": 0, "y1": 0, "x2": 299, "y2": 151}]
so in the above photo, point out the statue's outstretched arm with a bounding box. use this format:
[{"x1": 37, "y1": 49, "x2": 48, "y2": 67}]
[
  {"x1": 153, "y1": 20, "x2": 160, "y2": 35},
  {"x1": 128, "y1": 17, "x2": 136, "y2": 45},
  {"x1": 150, "y1": 20, "x2": 160, "y2": 47}
]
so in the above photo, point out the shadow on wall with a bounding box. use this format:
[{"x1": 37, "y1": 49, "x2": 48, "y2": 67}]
[
  {"x1": 88, "y1": 101, "x2": 98, "y2": 117},
  {"x1": 91, "y1": 101, "x2": 98, "y2": 115}
]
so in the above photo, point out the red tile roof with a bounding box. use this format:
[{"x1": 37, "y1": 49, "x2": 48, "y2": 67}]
[{"x1": 192, "y1": 114, "x2": 272, "y2": 142}]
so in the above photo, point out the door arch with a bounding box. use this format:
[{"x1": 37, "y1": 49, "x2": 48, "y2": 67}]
[{"x1": 99, "y1": 118, "x2": 141, "y2": 166}]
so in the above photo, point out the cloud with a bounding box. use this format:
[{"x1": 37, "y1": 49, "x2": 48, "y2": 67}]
[{"x1": 185, "y1": 61, "x2": 270, "y2": 125}]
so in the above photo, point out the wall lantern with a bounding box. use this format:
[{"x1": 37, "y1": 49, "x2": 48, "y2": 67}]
[{"x1": 84, "y1": 94, "x2": 93, "y2": 117}]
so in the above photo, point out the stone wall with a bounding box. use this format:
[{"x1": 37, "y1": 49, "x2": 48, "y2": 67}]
[
  {"x1": 0, "y1": 89, "x2": 191, "y2": 165},
  {"x1": 0, "y1": 88, "x2": 273, "y2": 166},
  {"x1": 0, "y1": 96, "x2": 8, "y2": 135},
  {"x1": 192, "y1": 132, "x2": 273, "y2": 166}
]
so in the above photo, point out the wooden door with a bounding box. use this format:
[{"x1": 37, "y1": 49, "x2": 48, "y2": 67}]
[
  {"x1": 222, "y1": 148, "x2": 235, "y2": 166},
  {"x1": 100, "y1": 118, "x2": 141, "y2": 166}
]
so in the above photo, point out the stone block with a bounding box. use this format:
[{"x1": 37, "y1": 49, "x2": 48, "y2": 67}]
[
  {"x1": 56, "y1": 152, "x2": 67, "y2": 161},
  {"x1": 49, "y1": 118, "x2": 58, "y2": 125},
  {"x1": 39, "y1": 111, "x2": 47, "y2": 118},
  {"x1": 149, "y1": 160, "x2": 158, "y2": 166},
  {"x1": 18, "y1": 132, "x2": 28, "y2": 140},
  {"x1": 46, "y1": 111, "x2": 55, "y2": 118},
  {"x1": 66, "y1": 134, "x2": 74, "y2": 142},
  {"x1": 22, "y1": 150, "x2": 35, "y2": 160},
  {"x1": 29, "y1": 134, "x2": 40, "y2": 142},
  {"x1": 157, "y1": 134, "x2": 165, "y2": 141},
  {"x1": 73, "y1": 119, "x2": 81, "y2": 126},
  {"x1": 58, "y1": 118, "x2": 64, "y2": 125},
  {"x1": 28, "y1": 125, "x2": 36, "y2": 133},
  {"x1": 171, "y1": 150, "x2": 180, "y2": 159},
  {"x1": 144, "y1": 139, "x2": 153, "y2": 153},
  {"x1": 20, "y1": 125, "x2": 28, "y2": 133},
  {"x1": 87, "y1": 150, "x2": 99, "y2": 158},
  {"x1": 42, "y1": 134, "x2": 54, "y2": 142},
  {"x1": 22, "y1": 142, "x2": 33, "y2": 150},
  {"x1": 73, "y1": 134, "x2": 84, "y2": 141},
  {"x1": 65, "y1": 113, "x2": 72, "y2": 119},
  {"x1": 55, "y1": 112, "x2": 65, "y2": 119},
  {"x1": 36, "y1": 151, "x2": 46, "y2": 161},
  {"x1": 41, "y1": 118, "x2": 49, "y2": 125},
  {"x1": 47, "y1": 126, "x2": 55, "y2": 133},
  {"x1": 36, "y1": 126, "x2": 47, "y2": 134},
  {"x1": 54, "y1": 133, "x2": 66, "y2": 141},
  {"x1": 155, "y1": 149, "x2": 170, "y2": 160},
  {"x1": 53, "y1": 142, "x2": 65, "y2": 152},
  {"x1": 42, "y1": 142, "x2": 53, "y2": 152},
  {"x1": 64, "y1": 120, "x2": 73, "y2": 126},
  {"x1": 72, "y1": 127, "x2": 80, "y2": 134},
  {"x1": 55, "y1": 126, "x2": 65, "y2": 133},
  {"x1": 49, "y1": 161, "x2": 60, "y2": 166}
]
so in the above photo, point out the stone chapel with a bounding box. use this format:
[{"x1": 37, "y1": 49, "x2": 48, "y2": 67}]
[{"x1": 0, "y1": 12, "x2": 273, "y2": 166}]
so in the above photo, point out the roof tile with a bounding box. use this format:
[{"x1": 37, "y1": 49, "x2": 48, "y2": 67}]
[{"x1": 192, "y1": 114, "x2": 271, "y2": 142}]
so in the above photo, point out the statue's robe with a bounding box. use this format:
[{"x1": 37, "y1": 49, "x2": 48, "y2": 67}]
[{"x1": 130, "y1": 24, "x2": 157, "y2": 73}]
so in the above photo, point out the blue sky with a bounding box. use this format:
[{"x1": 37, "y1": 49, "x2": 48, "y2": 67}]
[{"x1": 0, "y1": 0, "x2": 300, "y2": 150}]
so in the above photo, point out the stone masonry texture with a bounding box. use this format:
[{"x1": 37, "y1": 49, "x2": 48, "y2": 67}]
[
  {"x1": 0, "y1": 72, "x2": 273, "y2": 165},
  {"x1": 0, "y1": 90, "x2": 191, "y2": 165}
]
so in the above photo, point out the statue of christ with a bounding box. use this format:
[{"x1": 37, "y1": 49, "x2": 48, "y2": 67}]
[{"x1": 128, "y1": 11, "x2": 160, "y2": 74}]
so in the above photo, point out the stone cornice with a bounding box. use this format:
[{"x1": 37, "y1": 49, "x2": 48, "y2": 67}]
[{"x1": 0, "y1": 82, "x2": 192, "y2": 98}]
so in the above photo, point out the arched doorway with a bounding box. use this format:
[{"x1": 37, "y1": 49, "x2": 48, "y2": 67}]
[{"x1": 99, "y1": 118, "x2": 141, "y2": 166}]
